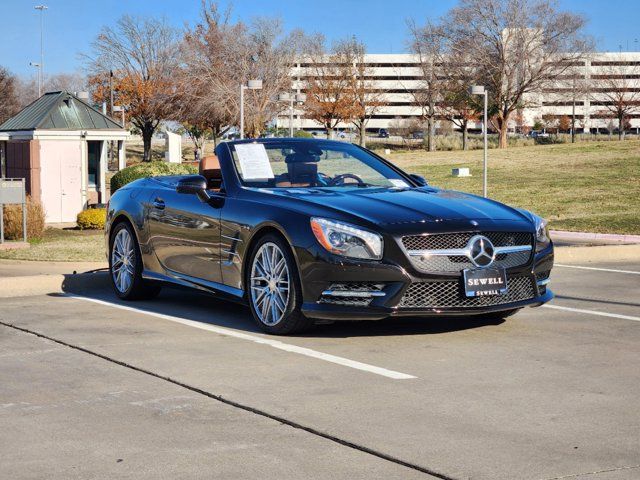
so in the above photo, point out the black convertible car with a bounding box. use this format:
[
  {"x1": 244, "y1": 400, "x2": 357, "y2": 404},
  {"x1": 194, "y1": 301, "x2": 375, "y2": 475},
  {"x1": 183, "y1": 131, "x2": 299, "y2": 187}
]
[{"x1": 106, "y1": 138, "x2": 553, "y2": 334}]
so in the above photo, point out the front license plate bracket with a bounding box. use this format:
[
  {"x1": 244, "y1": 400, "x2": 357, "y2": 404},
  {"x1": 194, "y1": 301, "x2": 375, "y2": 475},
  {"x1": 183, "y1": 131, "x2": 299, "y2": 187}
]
[{"x1": 463, "y1": 268, "x2": 508, "y2": 297}]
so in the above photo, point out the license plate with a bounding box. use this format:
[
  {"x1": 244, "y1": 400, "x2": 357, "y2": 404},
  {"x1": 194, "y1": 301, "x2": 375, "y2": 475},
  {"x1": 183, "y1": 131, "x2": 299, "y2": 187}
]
[{"x1": 463, "y1": 268, "x2": 508, "y2": 297}]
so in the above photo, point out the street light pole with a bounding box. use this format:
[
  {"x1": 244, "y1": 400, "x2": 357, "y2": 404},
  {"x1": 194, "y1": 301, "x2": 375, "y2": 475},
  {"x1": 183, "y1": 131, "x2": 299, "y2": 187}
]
[
  {"x1": 483, "y1": 90, "x2": 488, "y2": 198},
  {"x1": 239, "y1": 79, "x2": 262, "y2": 139},
  {"x1": 240, "y1": 84, "x2": 245, "y2": 139},
  {"x1": 289, "y1": 96, "x2": 294, "y2": 137},
  {"x1": 278, "y1": 92, "x2": 306, "y2": 137},
  {"x1": 34, "y1": 5, "x2": 47, "y2": 97},
  {"x1": 470, "y1": 85, "x2": 489, "y2": 198}
]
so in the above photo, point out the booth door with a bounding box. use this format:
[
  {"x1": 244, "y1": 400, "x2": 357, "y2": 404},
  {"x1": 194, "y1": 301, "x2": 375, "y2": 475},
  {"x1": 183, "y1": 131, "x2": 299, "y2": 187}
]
[
  {"x1": 60, "y1": 149, "x2": 83, "y2": 222},
  {"x1": 40, "y1": 140, "x2": 83, "y2": 223}
]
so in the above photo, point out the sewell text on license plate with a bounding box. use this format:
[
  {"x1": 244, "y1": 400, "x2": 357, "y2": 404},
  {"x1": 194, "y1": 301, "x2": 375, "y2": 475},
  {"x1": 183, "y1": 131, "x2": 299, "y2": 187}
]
[{"x1": 463, "y1": 267, "x2": 508, "y2": 297}]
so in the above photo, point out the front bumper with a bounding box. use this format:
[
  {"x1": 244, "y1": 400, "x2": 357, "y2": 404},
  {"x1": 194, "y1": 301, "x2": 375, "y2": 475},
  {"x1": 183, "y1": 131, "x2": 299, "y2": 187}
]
[{"x1": 297, "y1": 242, "x2": 554, "y2": 321}]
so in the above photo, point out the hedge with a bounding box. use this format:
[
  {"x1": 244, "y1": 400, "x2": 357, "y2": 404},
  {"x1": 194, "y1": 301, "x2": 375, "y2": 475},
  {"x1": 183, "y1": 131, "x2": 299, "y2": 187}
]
[
  {"x1": 111, "y1": 162, "x2": 198, "y2": 193},
  {"x1": 1, "y1": 196, "x2": 46, "y2": 241},
  {"x1": 77, "y1": 208, "x2": 107, "y2": 230}
]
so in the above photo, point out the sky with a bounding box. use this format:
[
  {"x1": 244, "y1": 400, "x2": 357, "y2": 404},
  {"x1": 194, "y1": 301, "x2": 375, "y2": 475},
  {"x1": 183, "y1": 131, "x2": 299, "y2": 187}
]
[{"x1": 1, "y1": 0, "x2": 639, "y2": 77}]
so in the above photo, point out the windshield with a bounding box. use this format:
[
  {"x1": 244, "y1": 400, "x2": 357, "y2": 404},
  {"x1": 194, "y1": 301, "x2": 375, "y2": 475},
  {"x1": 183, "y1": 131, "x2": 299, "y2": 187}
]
[{"x1": 228, "y1": 140, "x2": 413, "y2": 189}]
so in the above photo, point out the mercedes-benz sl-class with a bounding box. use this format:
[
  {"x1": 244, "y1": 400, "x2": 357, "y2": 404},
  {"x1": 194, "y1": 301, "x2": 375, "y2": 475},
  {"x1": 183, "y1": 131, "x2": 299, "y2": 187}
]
[{"x1": 106, "y1": 138, "x2": 553, "y2": 334}]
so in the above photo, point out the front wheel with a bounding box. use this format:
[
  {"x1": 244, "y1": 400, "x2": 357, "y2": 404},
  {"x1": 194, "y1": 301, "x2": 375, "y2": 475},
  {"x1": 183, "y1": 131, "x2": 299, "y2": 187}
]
[
  {"x1": 109, "y1": 222, "x2": 161, "y2": 300},
  {"x1": 246, "y1": 234, "x2": 313, "y2": 335}
]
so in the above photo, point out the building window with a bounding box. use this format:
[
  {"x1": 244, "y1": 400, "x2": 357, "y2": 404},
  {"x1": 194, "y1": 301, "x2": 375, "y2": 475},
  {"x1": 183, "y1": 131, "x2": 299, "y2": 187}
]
[{"x1": 87, "y1": 141, "x2": 101, "y2": 187}]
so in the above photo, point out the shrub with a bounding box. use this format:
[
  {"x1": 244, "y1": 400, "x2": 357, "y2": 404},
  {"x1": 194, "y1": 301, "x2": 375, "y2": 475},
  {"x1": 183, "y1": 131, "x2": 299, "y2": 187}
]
[
  {"x1": 111, "y1": 161, "x2": 198, "y2": 192},
  {"x1": 293, "y1": 130, "x2": 313, "y2": 138},
  {"x1": 1, "y1": 196, "x2": 46, "y2": 241},
  {"x1": 77, "y1": 208, "x2": 107, "y2": 230}
]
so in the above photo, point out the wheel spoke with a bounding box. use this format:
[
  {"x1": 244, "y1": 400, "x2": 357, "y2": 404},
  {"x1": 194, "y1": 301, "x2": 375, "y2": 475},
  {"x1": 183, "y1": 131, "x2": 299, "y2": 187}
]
[
  {"x1": 111, "y1": 229, "x2": 136, "y2": 294},
  {"x1": 250, "y1": 242, "x2": 291, "y2": 326}
]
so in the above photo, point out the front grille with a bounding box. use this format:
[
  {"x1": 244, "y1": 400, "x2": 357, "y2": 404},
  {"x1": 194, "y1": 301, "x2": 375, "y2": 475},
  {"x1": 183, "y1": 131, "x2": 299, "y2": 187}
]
[
  {"x1": 319, "y1": 283, "x2": 384, "y2": 307},
  {"x1": 401, "y1": 231, "x2": 533, "y2": 273},
  {"x1": 399, "y1": 275, "x2": 535, "y2": 309},
  {"x1": 402, "y1": 232, "x2": 532, "y2": 251}
]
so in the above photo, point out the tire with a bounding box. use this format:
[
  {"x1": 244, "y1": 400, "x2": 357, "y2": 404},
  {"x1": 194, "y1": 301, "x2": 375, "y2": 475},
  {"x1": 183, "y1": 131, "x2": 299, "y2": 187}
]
[
  {"x1": 109, "y1": 221, "x2": 161, "y2": 300},
  {"x1": 483, "y1": 308, "x2": 521, "y2": 320},
  {"x1": 246, "y1": 233, "x2": 313, "y2": 335}
]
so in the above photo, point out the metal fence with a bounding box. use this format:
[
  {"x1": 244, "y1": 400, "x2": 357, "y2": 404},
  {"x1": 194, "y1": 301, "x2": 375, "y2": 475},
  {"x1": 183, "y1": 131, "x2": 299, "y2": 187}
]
[{"x1": 0, "y1": 178, "x2": 27, "y2": 243}]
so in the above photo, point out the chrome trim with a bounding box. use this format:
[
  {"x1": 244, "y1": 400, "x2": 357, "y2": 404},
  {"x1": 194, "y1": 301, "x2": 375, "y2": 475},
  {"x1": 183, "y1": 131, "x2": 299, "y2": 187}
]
[
  {"x1": 536, "y1": 278, "x2": 550, "y2": 286},
  {"x1": 222, "y1": 234, "x2": 242, "y2": 242},
  {"x1": 222, "y1": 249, "x2": 239, "y2": 257},
  {"x1": 142, "y1": 269, "x2": 244, "y2": 298},
  {"x1": 407, "y1": 244, "x2": 532, "y2": 258},
  {"x1": 321, "y1": 290, "x2": 386, "y2": 298}
]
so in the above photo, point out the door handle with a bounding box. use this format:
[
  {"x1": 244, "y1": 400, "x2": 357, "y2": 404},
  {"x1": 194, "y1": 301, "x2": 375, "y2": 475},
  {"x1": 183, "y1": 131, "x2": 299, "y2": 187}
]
[{"x1": 153, "y1": 198, "x2": 165, "y2": 210}]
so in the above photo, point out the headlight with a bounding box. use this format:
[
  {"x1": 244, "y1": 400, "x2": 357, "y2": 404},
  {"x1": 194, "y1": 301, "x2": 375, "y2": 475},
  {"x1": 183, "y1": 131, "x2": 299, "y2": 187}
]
[
  {"x1": 310, "y1": 217, "x2": 383, "y2": 260},
  {"x1": 533, "y1": 215, "x2": 550, "y2": 252}
]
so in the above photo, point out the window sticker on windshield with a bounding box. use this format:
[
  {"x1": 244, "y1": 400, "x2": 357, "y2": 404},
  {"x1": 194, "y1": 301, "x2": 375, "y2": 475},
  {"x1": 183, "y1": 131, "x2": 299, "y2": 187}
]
[
  {"x1": 389, "y1": 179, "x2": 410, "y2": 188},
  {"x1": 235, "y1": 143, "x2": 274, "y2": 180}
]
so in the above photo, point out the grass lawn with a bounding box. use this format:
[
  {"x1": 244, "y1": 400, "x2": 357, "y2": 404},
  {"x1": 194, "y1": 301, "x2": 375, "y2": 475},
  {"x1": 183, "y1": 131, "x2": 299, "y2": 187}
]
[
  {"x1": 0, "y1": 228, "x2": 105, "y2": 262},
  {"x1": 384, "y1": 140, "x2": 640, "y2": 234},
  {"x1": 15, "y1": 139, "x2": 634, "y2": 264}
]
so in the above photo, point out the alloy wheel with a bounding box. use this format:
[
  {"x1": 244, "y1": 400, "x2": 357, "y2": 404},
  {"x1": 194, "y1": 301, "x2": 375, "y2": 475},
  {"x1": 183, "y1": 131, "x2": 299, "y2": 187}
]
[
  {"x1": 111, "y1": 228, "x2": 135, "y2": 294},
  {"x1": 250, "y1": 242, "x2": 290, "y2": 326}
]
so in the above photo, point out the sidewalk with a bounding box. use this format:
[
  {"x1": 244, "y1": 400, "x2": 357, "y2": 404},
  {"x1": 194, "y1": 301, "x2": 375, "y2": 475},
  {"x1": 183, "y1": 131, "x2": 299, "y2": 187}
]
[{"x1": 0, "y1": 260, "x2": 107, "y2": 298}]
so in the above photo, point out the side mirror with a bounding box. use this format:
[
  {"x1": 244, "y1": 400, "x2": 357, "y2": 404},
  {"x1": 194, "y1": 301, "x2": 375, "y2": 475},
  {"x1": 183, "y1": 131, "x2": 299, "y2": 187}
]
[
  {"x1": 409, "y1": 174, "x2": 428, "y2": 186},
  {"x1": 176, "y1": 175, "x2": 207, "y2": 195}
]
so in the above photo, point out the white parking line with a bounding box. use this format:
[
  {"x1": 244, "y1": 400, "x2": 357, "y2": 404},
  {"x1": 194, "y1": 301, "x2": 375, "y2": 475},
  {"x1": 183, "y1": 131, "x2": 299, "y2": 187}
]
[
  {"x1": 66, "y1": 294, "x2": 417, "y2": 380},
  {"x1": 555, "y1": 264, "x2": 640, "y2": 275},
  {"x1": 543, "y1": 304, "x2": 640, "y2": 322}
]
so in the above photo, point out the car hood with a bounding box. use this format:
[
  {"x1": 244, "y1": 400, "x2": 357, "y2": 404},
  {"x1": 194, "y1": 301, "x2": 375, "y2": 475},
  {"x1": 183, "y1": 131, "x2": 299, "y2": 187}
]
[{"x1": 258, "y1": 187, "x2": 533, "y2": 232}]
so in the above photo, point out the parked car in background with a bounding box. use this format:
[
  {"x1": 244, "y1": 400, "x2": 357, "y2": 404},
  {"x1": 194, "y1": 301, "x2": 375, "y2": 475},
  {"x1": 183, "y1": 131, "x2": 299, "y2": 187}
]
[
  {"x1": 411, "y1": 131, "x2": 425, "y2": 139},
  {"x1": 106, "y1": 138, "x2": 554, "y2": 335},
  {"x1": 377, "y1": 128, "x2": 389, "y2": 138},
  {"x1": 528, "y1": 130, "x2": 550, "y2": 138}
]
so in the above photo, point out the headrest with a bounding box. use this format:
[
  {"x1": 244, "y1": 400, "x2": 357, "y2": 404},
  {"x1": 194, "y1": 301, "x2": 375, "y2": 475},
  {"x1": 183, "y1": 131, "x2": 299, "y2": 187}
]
[
  {"x1": 200, "y1": 155, "x2": 220, "y2": 174},
  {"x1": 285, "y1": 152, "x2": 319, "y2": 164}
]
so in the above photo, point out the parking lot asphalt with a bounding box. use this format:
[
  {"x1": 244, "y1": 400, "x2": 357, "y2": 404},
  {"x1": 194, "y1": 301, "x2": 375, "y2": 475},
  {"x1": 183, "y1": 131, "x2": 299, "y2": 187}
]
[{"x1": 1, "y1": 261, "x2": 639, "y2": 479}]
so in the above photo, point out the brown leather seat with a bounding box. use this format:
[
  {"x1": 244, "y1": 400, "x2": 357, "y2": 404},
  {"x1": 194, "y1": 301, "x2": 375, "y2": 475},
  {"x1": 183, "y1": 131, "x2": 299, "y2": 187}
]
[
  {"x1": 275, "y1": 152, "x2": 318, "y2": 187},
  {"x1": 199, "y1": 155, "x2": 223, "y2": 191}
]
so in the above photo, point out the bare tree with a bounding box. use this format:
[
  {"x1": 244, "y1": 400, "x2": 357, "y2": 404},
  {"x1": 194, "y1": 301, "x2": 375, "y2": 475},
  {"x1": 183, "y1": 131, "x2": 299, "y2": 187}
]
[
  {"x1": 86, "y1": 15, "x2": 179, "y2": 161},
  {"x1": 46, "y1": 72, "x2": 88, "y2": 93},
  {"x1": 440, "y1": 0, "x2": 591, "y2": 148},
  {"x1": 593, "y1": 55, "x2": 640, "y2": 139},
  {"x1": 332, "y1": 37, "x2": 386, "y2": 147},
  {"x1": 0, "y1": 67, "x2": 21, "y2": 124},
  {"x1": 406, "y1": 20, "x2": 448, "y2": 151},
  {"x1": 181, "y1": 2, "x2": 299, "y2": 139},
  {"x1": 302, "y1": 36, "x2": 358, "y2": 139}
]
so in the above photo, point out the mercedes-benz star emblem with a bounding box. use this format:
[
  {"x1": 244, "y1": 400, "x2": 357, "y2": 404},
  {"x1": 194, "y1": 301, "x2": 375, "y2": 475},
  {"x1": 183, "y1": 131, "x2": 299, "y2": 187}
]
[{"x1": 469, "y1": 235, "x2": 495, "y2": 267}]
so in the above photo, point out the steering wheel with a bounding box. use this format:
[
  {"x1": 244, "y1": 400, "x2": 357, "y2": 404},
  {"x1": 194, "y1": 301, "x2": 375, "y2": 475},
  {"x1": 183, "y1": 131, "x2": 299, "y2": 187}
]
[{"x1": 327, "y1": 173, "x2": 365, "y2": 187}]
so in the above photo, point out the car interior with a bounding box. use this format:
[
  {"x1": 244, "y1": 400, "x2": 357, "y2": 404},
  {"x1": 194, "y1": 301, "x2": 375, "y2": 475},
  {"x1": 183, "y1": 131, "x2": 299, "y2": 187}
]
[{"x1": 199, "y1": 155, "x2": 224, "y2": 191}]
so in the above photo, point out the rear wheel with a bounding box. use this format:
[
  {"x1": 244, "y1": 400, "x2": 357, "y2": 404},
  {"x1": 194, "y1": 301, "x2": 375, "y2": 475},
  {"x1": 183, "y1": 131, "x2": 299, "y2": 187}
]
[
  {"x1": 109, "y1": 222, "x2": 161, "y2": 300},
  {"x1": 246, "y1": 234, "x2": 313, "y2": 335}
]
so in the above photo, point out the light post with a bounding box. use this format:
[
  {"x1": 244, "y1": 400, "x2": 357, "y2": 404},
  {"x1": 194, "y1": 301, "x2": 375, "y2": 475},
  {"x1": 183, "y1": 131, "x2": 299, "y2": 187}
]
[
  {"x1": 34, "y1": 5, "x2": 48, "y2": 97},
  {"x1": 113, "y1": 105, "x2": 125, "y2": 127},
  {"x1": 470, "y1": 85, "x2": 489, "y2": 198},
  {"x1": 240, "y1": 79, "x2": 262, "y2": 139},
  {"x1": 29, "y1": 62, "x2": 41, "y2": 97},
  {"x1": 278, "y1": 92, "x2": 306, "y2": 137}
]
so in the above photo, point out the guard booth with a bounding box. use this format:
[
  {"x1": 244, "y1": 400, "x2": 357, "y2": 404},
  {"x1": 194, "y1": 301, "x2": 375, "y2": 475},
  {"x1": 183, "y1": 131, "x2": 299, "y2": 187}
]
[
  {"x1": 0, "y1": 91, "x2": 129, "y2": 224},
  {"x1": 0, "y1": 178, "x2": 27, "y2": 243}
]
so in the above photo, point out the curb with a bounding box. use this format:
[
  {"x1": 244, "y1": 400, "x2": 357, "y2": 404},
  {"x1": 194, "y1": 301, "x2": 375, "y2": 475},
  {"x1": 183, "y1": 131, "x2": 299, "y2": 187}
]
[
  {"x1": 551, "y1": 230, "x2": 640, "y2": 243},
  {"x1": 554, "y1": 244, "x2": 640, "y2": 264},
  {"x1": 0, "y1": 274, "x2": 66, "y2": 298}
]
